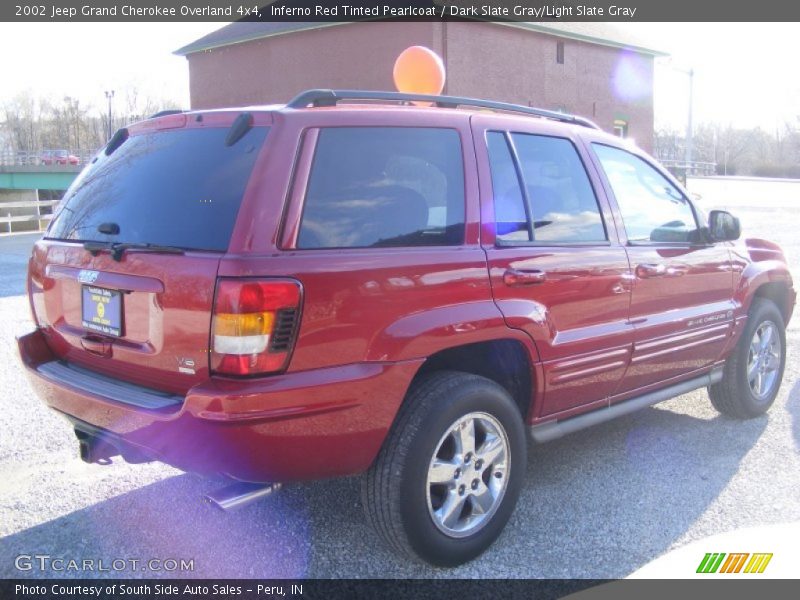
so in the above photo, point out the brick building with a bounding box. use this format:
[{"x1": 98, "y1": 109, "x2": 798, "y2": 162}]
[{"x1": 176, "y1": 22, "x2": 664, "y2": 151}]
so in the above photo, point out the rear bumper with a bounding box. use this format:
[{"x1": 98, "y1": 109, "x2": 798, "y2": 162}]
[{"x1": 18, "y1": 328, "x2": 422, "y2": 482}]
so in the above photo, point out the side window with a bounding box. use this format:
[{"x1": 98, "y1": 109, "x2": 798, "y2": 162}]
[
  {"x1": 297, "y1": 127, "x2": 465, "y2": 248},
  {"x1": 486, "y1": 132, "x2": 528, "y2": 242},
  {"x1": 593, "y1": 144, "x2": 698, "y2": 243},
  {"x1": 486, "y1": 131, "x2": 606, "y2": 243}
]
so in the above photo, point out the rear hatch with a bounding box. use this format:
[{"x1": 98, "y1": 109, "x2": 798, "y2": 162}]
[{"x1": 29, "y1": 114, "x2": 270, "y2": 395}]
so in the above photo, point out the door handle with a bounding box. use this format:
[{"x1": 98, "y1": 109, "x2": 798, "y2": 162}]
[
  {"x1": 503, "y1": 268, "x2": 546, "y2": 286},
  {"x1": 636, "y1": 263, "x2": 685, "y2": 279},
  {"x1": 636, "y1": 263, "x2": 667, "y2": 279}
]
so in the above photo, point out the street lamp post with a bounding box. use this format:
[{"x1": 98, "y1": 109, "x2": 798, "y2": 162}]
[
  {"x1": 684, "y1": 68, "x2": 694, "y2": 170},
  {"x1": 104, "y1": 90, "x2": 115, "y2": 141},
  {"x1": 662, "y1": 59, "x2": 695, "y2": 178}
]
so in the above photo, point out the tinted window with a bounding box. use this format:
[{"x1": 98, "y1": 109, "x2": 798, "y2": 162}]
[
  {"x1": 593, "y1": 144, "x2": 698, "y2": 243},
  {"x1": 47, "y1": 126, "x2": 268, "y2": 251},
  {"x1": 486, "y1": 132, "x2": 528, "y2": 242},
  {"x1": 487, "y1": 132, "x2": 605, "y2": 243},
  {"x1": 297, "y1": 127, "x2": 464, "y2": 248}
]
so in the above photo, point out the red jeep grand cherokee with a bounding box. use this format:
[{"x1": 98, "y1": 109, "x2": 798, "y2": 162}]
[{"x1": 18, "y1": 90, "x2": 795, "y2": 566}]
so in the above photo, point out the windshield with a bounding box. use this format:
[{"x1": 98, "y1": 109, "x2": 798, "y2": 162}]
[{"x1": 47, "y1": 125, "x2": 268, "y2": 252}]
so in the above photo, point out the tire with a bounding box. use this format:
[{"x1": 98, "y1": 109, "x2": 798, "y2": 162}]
[
  {"x1": 709, "y1": 298, "x2": 786, "y2": 419},
  {"x1": 361, "y1": 371, "x2": 527, "y2": 567}
]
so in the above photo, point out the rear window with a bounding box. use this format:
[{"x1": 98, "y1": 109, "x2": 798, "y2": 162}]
[
  {"x1": 47, "y1": 126, "x2": 268, "y2": 252},
  {"x1": 297, "y1": 127, "x2": 465, "y2": 249}
]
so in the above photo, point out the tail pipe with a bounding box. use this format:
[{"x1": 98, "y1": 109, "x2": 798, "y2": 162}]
[{"x1": 204, "y1": 481, "x2": 283, "y2": 511}]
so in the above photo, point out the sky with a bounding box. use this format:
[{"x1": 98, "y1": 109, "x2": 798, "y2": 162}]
[
  {"x1": 620, "y1": 23, "x2": 800, "y2": 132},
  {"x1": 0, "y1": 23, "x2": 219, "y2": 113},
  {"x1": 0, "y1": 22, "x2": 798, "y2": 132}
]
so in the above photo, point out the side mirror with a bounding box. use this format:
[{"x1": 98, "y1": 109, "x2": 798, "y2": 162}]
[{"x1": 708, "y1": 210, "x2": 741, "y2": 242}]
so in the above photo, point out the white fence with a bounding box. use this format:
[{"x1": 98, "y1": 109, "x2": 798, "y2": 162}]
[{"x1": 0, "y1": 199, "x2": 59, "y2": 233}]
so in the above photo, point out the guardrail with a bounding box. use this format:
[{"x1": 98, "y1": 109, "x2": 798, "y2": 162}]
[
  {"x1": 0, "y1": 150, "x2": 96, "y2": 167},
  {"x1": 0, "y1": 199, "x2": 59, "y2": 233}
]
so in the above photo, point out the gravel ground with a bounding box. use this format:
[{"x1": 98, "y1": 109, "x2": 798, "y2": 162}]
[{"x1": 0, "y1": 188, "x2": 798, "y2": 579}]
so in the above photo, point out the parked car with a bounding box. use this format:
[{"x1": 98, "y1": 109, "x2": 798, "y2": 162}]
[
  {"x1": 18, "y1": 90, "x2": 794, "y2": 567},
  {"x1": 40, "y1": 149, "x2": 79, "y2": 165}
]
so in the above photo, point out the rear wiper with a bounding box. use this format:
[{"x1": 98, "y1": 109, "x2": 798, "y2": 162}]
[
  {"x1": 83, "y1": 241, "x2": 185, "y2": 261},
  {"x1": 109, "y1": 243, "x2": 185, "y2": 261},
  {"x1": 83, "y1": 241, "x2": 112, "y2": 256}
]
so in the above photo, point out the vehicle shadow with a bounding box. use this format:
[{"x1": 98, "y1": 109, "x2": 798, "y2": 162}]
[
  {"x1": 506, "y1": 402, "x2": 768, "y2": 578},
  {"x1": 0, "y1": 399, "x2": 767, "y2": 579},
  {"x1": 0, "y1": 472, "x2": 316, "y2": 579}
]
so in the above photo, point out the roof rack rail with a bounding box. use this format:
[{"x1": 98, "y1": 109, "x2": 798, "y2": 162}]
[{"x1": 286, "y1": 89, "x2": 600, "y2": 129}]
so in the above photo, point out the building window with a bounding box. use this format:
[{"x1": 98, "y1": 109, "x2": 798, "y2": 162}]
[
  {"x1": 556, "y1": 41, "x2": 565, "y2": 64},
  {"x1": 613, "y1": 119, "x2": 628, "y2": 138}
]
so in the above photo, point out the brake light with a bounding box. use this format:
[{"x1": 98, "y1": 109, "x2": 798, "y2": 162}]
[
  {"x1": 211, "y1": 279, "x2": 301, "y2": 376},
  {"x1": 128, "y1": 113, "x2": 187, "y2": 134}
]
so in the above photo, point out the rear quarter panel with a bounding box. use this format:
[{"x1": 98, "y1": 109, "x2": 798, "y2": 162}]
[{"x1": 224, "y1": 108, "x2": 528, "y2": 370}]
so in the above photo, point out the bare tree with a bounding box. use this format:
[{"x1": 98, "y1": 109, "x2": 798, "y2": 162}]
[
  {"x1": 655, "y1": 121, "x2": 800, "y2": 177},
  {"x1": 2, "y1": 92, "x2": 41, "y2": 151},
  {"x1": 0, "y1": 88, "x2": 181, "y2": 155}
]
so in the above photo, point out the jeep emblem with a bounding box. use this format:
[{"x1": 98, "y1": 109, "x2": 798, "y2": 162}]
[{"x1": 77, "y1": 270, "x2": 99, "y2": 284}]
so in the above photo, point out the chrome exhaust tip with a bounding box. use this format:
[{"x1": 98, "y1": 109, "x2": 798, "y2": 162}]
[{"x1": 204, "y1": 481, "x2": 283, "y2": 511}]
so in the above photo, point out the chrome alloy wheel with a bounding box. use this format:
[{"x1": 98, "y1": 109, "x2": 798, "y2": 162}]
[
  {"x1": 747, "y1": 320, "x2": 782, "y2": 401},
  {"x1": 426, "y1": 412, "x2": 510, "y2": 538}
]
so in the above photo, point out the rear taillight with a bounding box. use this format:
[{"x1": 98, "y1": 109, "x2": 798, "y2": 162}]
[{"x1": 211, "y1": 278, "x2": 302, "y2": 376}]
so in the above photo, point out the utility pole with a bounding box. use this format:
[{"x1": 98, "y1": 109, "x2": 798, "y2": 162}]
[
  {"x1": 684, "y1": 68, "x2": 694, "y2": 170},
  {"x1": 664, "y1": 59, "x2": 695, "y2": 179},
  {"x1": 104, "y1": 90, "x2": 115, "y2": 140}
]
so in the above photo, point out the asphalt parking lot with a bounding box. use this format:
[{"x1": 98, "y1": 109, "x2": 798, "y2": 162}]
[{"x1": 1, "y1": 191, "x2": 798, "y2": 579}]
